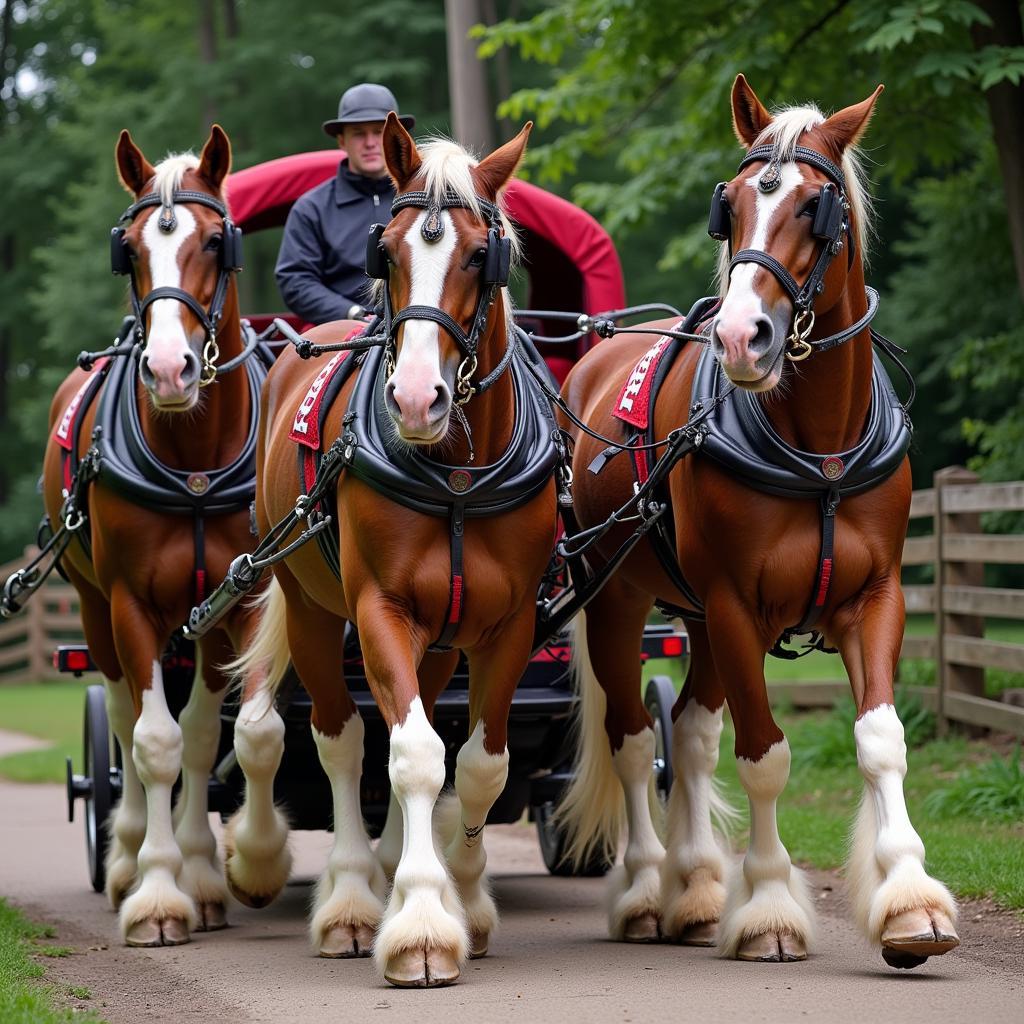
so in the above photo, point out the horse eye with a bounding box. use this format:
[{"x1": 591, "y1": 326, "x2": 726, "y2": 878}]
[
  {"x1": 799, "y1": 198, "x2": 820, "y2": 219},
  {"x1": 204, "y1": 234, "x2": 223, "y2": 252},
  {"x1": 468, "y1": 248, "x2": 486, "y2": 268}
]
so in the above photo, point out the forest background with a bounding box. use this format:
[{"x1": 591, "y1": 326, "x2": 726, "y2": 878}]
[{"x1": 0, "y1": 0, "x2": 1021, "y2": 559}]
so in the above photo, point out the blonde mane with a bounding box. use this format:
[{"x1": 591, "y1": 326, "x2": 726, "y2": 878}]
[
  {"x1": 152, "y1": 152, "x2": 200, "y2": 205},
  {"x1": 715, "y1": 102, "x2": 875, "y2": 294}
]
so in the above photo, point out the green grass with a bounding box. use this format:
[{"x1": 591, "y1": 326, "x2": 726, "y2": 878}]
[
  {"x1": 0, "y1": 899, "x2": 105, "y2": 1024},
  {"x1": 0, "y1": 682, "x2": 90, "y2": 784}
]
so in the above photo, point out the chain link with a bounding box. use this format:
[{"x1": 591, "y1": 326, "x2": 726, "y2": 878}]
[{"x1": 199, "y1": 334, "x2": 220, "y2": 387}]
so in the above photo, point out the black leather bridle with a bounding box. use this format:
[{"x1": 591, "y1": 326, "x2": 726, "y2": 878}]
[
  {"x1": 709, "y1": 144, "x2": 861, "y2": 362},
  {"x1": 111, "y1": 189, "x2": 246, "y2": 385},
  {"x1": 365, "y1": 188, "x2": 515, "y2": 403}
]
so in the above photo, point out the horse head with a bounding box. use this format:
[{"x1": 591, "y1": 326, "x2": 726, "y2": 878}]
[
  {"x1": 376, "y1": 113, "x2": 531, "y2": 444},
  {"x1": 114, "y1": 125, "x2": 238, "y2": 411},
  {"x1": 709, "y1": 75, "x2": 882, "y2": 391}
]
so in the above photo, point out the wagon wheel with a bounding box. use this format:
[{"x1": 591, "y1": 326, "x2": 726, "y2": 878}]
[
  {"x1": 534, "y1": 799, "x2": 612, "y2": 878},
  {"x1": 82, "y1": 685, "x2": 114, "y2": 893},
  {"x1": 644, "y1": 675, "x2": 677, "y2": 804}
]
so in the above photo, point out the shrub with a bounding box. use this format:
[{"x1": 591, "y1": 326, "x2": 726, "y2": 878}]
[{"x1": 923, "y1": 746, "x2": 1024, "y2": 823}]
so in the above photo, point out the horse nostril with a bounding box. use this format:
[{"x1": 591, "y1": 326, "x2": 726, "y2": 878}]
[
  {"x1": 180, "y1": 350, "x2": 200, "y2": 387},
  {"x1": 749, "y1": 317, "x2": 775, "y2": 358},
  {"x1": 139, "y1": 354, "x2": 155, "y2": 387},
  {"x1": 428, "y1": 383, "x2": 451, "y2": 419}
]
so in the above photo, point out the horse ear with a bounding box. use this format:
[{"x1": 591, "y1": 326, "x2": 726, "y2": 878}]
[
  {"x1": 115, "y1": 130, "x2": 156, "y2": 195},
  {"x1": 472, "y1": 122, "x2": 533, "y2": 201},
  {"x1": 198, "y1": 124, "x2": 232, "y2": 190},
  {"x1": 382, "y1": 112, "x2": 421, "y2": 191},
  {"x1": 820, "y1": 84, "x2": 884, "y2": 153},
  {"x1": 731, "y1": 74, "x2": 772, "y2": 148}
]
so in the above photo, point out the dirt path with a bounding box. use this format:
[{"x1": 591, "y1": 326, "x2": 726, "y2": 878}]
[
  {"x1": 2, "y1": 779, "x2": 1022, "y2": 1024},
  {"x1": 0, "y1": 727, "x2": 50, "y2": 757}
]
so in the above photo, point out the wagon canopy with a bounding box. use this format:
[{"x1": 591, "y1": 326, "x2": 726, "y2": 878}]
[{"x1": 224, "y1": 150, "x2": 625, "y2": 378}]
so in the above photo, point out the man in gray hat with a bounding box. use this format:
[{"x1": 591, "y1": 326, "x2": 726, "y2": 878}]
[{"x1": 275, "y1": 83, "x2": 416, "y2": 325}]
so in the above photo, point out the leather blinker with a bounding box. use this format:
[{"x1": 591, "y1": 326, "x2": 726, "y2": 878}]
[
  {"x1": 365, "y1": 223, "x2": 389, "y2": 280},
  {"x1": 707, "y1": 182, "x2": 730, "y2": 242},
  {"x1": 110, "y1": 227, "x2": 132, "y2": 276}
]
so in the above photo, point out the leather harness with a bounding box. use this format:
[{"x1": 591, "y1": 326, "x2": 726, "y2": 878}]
[{"x1": 292, "y1": 337, "x2": 561, "y2": 651}]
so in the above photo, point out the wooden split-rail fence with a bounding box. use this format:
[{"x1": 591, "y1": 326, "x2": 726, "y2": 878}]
[{"x1": 2, "y1": 466, "x2": 1022, "y2": 737}]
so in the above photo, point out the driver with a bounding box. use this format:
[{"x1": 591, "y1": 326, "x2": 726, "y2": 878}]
[{"x1": 275, "y1": 83, "x2": 416, "y2": 325}]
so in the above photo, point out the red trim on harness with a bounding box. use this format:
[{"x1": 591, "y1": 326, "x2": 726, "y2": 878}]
[
  {"x1": 302, "y1": 447, "x2": 317, "y2": 495},
  {"x1": 633, "y1": 446, "x2": 650, "y2": 485},
  {"x1": 448, "y1": 575, "x2": 464, "y2": 624},
  {"x1": 54, "y1": 358, "x2": 110, "y2": 452},
  {"x1": 288, "y1": 350, "x2": 350, "y2": 450},
  {"x1": 612, "y1": 330, "x2": 679, "y2": 430},
  {"x1": 814, "y1": 558, "x2": 833, "y2": 607},
  {"x1": 194, "y1": 569, "x2": 206, "y2": 604}
]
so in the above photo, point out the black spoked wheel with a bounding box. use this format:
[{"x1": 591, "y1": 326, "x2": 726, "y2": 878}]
[
  {"x1": 83, "y1": 685, "x2": 114, "y2": 893},
  {"x1": 644, "y1": 675, "x2": 677, "y2": 804},
  {"x1": 534, "y1": 799, "x2": 612, "y2": 878}
]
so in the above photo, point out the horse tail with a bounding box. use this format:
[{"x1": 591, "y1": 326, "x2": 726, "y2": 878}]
[
  {"x1": 553, "y1": 611, "x2": 625, "y2": 869},
  {"x1": 223, "y1": 576, "x2": 291, "y2": 699}
]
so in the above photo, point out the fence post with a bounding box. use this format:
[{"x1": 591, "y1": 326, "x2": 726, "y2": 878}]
[
  {"x1": 24, "y1": 545, "x2": 50, "y2": 682},
  {"x1": 934, "y1": 466, "x2": 984, "y2": 735}
]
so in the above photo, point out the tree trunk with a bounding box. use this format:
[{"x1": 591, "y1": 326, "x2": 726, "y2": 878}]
[
  {"x1": 972, "y1": 0, "x2": 1024, "y2": 298},
  {"x1": 0, "y1": 0, "x2": 16, "y2": 505},
  {"x1": 197, "y1": 0, "x2": 218, "y2": 132},
  {"x1": 445, "y1": 0, "x2": 494, "y2": 153},
  {"x1": 223, "y1": 0, "x2": 239, "y2": 39}
]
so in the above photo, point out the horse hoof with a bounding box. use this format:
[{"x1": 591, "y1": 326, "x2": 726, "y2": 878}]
[
  {"x1": 881, "y1": 908, "x2": 959, "y2": 968},
  {"x1": 736, "y1": 931, "x2": 806, "y2": 963},
  {"x1": 319, "y1": 923, "x2": 375, "y2": 959},
  {"x1": 125, "y1": 917, "x2": 190, "y2": 947},
  {"x1": 468, "y1": 930, "x2": 489, "y2": 959},
  {"x1": 623, "y1": 912, "x2": 661, "y2": 943},
  {"x1": 384, "y1": 947, "x2": 460, "y2": 988},
  {"x1": 675, "y1": 920, "x2": 717, "y2": 947},
  {"x1": 196, "y1": 902, "x2": 228, "y2": 932}
]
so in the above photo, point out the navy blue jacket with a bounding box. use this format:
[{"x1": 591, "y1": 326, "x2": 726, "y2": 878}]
[{"x1": 275, "y1": 159, "x2": 395, "y2": 325}]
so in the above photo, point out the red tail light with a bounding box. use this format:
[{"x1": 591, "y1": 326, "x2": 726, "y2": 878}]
[
  {"x1": 661, "y1": 636, "x2": 683, "y2": 658},
  {"x1": 67, "y1": 650, "x2": 91, "y2": 672}
]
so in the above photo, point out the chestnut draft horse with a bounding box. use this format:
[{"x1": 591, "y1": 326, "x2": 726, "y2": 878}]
[
  {"x1": 41, "y1": 126, "x2": 264, "y2": 946},
  {"x1": 555, "y1": 76, "x2": 959, "y2": 969},
  {"x1": 228, "y1": 115, "x2": 557, "y2": 987}
]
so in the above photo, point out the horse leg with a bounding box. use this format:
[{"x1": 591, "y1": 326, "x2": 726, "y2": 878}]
[
  {"x1": 708, "y1": 597, "x2": 814, "y2": 962},
  {"x1": 358, "y1": 603, "x2": 466, "y2": 988},
  {"x1": 68, "y1": 571, "x2": 141, "y2": 910},
  {"x1": 440, "y1": 617, "x2": 532, "y2": 959},
  {"x1": 837, "y1": 576, "x2": 958, "y2": 968},
  {"x1": 172, "y1": 632, "x2": 230, "y2": 931},
  {"x1": 660, "y1": 620, "x2": 732, "y2": 946},
  {"x1": 110, "y1": 587, "x2": 196, "y2": 946},
  {"x1": 377, "y1": 651, "x2": 457, "y2": 882},
  {"x1": 562, "y1": 578, "x2": 666, "y2": 942},
  {"x1": 288, "y1": 597, "x2": 386, "y2": 959},
  {"x1": 223, "y1": 583, "x2": 292, "y2": 909}
]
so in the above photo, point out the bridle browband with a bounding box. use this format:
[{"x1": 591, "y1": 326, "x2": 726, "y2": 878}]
[
  {"x1": 111, "y1": 188, "x2": 246, "y2": 385},
  {"x1": 711, "y1": 143, "x2": 865, "y2": 362},
  {"x1": 367, "y1": 188, "x2": 514, "y2": 404}
]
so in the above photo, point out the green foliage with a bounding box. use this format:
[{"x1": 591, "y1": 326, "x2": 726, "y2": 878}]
[
  {"x1": 792, "y1": 688, "x2": 935, "y2": 770},
  {"x1": 0, "y1": 681, "x2": 88, "y2": 784},
  {"x1": 924, "y1": 746, "x2": 1024, "y2": 822}
]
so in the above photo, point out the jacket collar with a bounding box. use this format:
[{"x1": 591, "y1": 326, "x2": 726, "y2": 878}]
[{"x1": 334, "y1": 158, "x2": 394, "y2": 207}]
